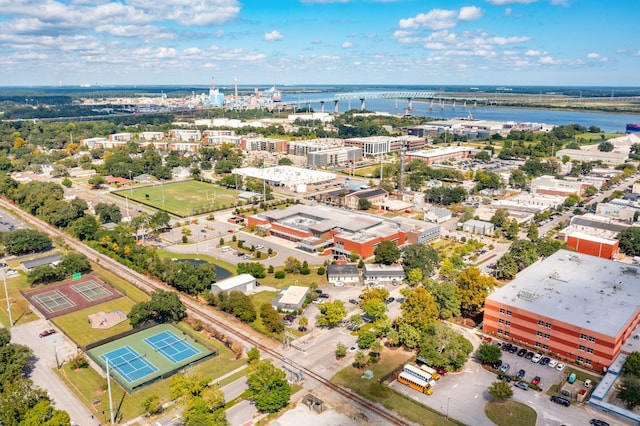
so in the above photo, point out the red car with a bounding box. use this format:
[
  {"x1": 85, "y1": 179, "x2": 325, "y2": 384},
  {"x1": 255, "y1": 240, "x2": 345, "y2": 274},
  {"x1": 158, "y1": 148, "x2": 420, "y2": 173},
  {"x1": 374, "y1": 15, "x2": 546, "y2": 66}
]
[
  {"x1": 435, "y1": 367, "x2": 448, "y2": 376},
  {"x1": 39, "y1": 329, "x2": 56, "y2": 338},
  {"x1": 531, "y1": 376, "x2": 541, "y2": 386}
]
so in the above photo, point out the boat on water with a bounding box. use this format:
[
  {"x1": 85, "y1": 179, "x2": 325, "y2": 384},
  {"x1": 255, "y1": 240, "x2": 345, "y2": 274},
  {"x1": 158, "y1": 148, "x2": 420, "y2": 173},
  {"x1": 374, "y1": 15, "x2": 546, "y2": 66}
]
[{"x1": 626, "y1": 123, "x2": 640, "y2": 133}]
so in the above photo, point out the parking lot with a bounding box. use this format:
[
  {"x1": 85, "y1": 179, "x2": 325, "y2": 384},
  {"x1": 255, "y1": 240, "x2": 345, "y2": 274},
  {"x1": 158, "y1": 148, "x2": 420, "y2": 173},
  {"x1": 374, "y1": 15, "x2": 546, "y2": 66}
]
[{"x1": 492, "y1": 340, "x2": 565, "y2": 391}]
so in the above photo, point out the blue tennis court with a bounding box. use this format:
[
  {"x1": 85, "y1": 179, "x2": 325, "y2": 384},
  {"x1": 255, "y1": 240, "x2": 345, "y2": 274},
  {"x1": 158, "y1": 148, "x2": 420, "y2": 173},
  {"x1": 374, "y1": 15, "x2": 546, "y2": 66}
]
[
  {"x1": 100, "y1": 346, "x2": 157, "y2": 383},
  {"x1": 144, "y1": 330, "x2": 200, "y2": 363}
]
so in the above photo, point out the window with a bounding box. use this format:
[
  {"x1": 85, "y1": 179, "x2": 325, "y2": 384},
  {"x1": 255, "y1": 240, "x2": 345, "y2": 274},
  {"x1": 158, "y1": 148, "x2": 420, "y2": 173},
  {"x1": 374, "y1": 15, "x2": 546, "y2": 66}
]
[
  {"x1": 505, "y1": 321, "x2": 511, "y2": 327},
  {"x1": 577, "y1": 356, "x2": 584, "y2": 362},
  {"x1": 497, "y1": 329, "x2": 503, "y2": 334},
  {"x1": 499, "y1": 308, "x2": 505, "y2": 314},
  {"x1": 537, "y1": 331, "x2": 543, "y2": 337},
  {"x1": 538, "y1": 320, "x2": 544, "y2": 326},
  {"x1": 506, "y1": 310, "x2": 512, "y2": 316},
  {"x1": 504, "y1": 331, "x2": 510, "y2": 337},
  {"x1": 580, "y1": 333, "x2": 587, "y2": 340},
  {"x1": 544, "y1": 333, "x2": 551, "y2": 340},
  {"x1": 542, "y1": 344, "x2": 549, "y2": 350},
  {"x1": 587, "y1": 348, "x2": 594, "y2": 354},
  {"x1": 579, "y1": 345, "x2": 585, "y2": 351},
  {"x1": 535, "y1": 342, "x2": 542, "y2": 348},
  {"x1": 586, "y1": 359, "x2": 592, "y2": 366},
  {"x1": 498, "y1": 318, "x2": 504, "y2": 324},
  {"x1": 589, "y1": 336, "x2": 596, "y2": 343},
  {"x1": 545, "y1": 322, "x2": 552, "y2": 329}
]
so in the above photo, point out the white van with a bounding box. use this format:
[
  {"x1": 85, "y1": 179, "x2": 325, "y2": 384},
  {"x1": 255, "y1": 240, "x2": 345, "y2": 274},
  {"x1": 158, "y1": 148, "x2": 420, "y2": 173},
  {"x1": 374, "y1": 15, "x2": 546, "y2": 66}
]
[{"x1": 221, "y1": 246, "x2": 231, "y2": 252}]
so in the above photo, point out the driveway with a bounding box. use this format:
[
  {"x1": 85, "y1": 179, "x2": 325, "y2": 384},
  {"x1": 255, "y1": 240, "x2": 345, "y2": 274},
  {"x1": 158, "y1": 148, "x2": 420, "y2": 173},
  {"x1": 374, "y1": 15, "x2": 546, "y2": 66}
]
[{"x1": 10, "y1": 320, "x2": 101, "y2": 426}]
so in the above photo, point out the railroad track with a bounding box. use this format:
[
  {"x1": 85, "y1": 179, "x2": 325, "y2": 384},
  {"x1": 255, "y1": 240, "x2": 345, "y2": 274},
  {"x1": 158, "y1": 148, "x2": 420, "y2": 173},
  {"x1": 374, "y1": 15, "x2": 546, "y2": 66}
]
[{"x1": 1, "y1": 199, "x2": 410, "y2": 426}]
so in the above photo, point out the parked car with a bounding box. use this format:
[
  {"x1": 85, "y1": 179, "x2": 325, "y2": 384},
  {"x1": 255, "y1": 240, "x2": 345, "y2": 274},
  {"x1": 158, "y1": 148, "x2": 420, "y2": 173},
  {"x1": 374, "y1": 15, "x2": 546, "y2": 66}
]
[
  {"x1": 314, "y1": 289, "x2": 323, "y2": 294},
  {"x1": 525, "y1": 351, "x2": 535, "y2": 360},
  {"x1": 508, "y1": 345, "x2": 518, "y2": 354},
  {"x1": 514, "y1": 381, "x2": 529, "y2": 390},
  {"x1": 548, "y1": 360, "x2": 558, "y2": 369},
  {"x1": 531, "y1": 376, "x2": 541, "y2": 386},
  {"x1": 435, "y1": 367, "x2": 447, "y2": 376},
  {"x1": 492, "y1": 360, "x2": 503, "y2": 370},
  {"x1": 550, "y1": 396, "x2": 570, "y2": 407},
  {"x1": 539, "y1": 357, "x2": 551, "y2": 366},
  {"x1": 517, "y1": 348, "x2": 527, "y2": 357},
  {"x1": 298, "y1": 326, "x2": 307, "y2": 332},
  {"x1": 5, "y1": 269, "x2": 18, "y2": 276},
  {"x1": 589, "y1": 419, "x2": 609, "y2": 426},
  {"x1": 348, "y1": 345, "x2": 359, "y2": 353},
  {"x1": 556, "y1": 363, "x2": 566, "y2": 372},
  {"x1": 516, "y1": 369, "x2": 525, "y2": 380},
  {"x1": 318, "y1": 293, "x2": 330, "y2": 299},
  {"x1": 501, "y1": 343, "x2": 512, "y2": 352},
  {"x1": 384, "y1": 297, "x2": 395, "y2": 304},
  {"x1": 283, "y1": 320, "x2": 292, "y2": 326},
  {"x1": 284, "y1": 314, "x2": 296, "y2": 322},
  {"x1": 531, "y1": 353, "x2": 543, "y2": 363},
  {"x1": 499, "y1": 363, "x2": 510, "y2": 373},
  {"x1": 348, "y1": 299, "x2": 359, "y2": 305},
  {"x1": 497, "y1": 374, "x2": 511, "y2": 382},
  {"x1": 39, "y1": 329, "x2": 56, "y2": 338},
  {"x1": 333, "y1": 282, "x2": 344, "y2": 287}
]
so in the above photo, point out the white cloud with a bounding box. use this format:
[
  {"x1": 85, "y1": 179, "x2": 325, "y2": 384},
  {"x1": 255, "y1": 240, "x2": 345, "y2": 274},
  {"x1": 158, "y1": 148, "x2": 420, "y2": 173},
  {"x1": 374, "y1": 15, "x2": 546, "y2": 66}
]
[
  {"x1": 504, "y1": 7, "x2": 512, "y2": 16},
  {"x1": 183, "y1": 47, "x2": 202, "y2": 55},
  {"x1": 458, "y1": 6, "x2": 483, "y2": 21},
  {"x1": 586, "y1": 52, "x2": 608, "y2": 62},
  {"x1": 539, "y1": 56, "x2": 560, "y2": 65},
  {"x1": 486, "y1": 0, "x2": 538, "y2": 5},
  {"x1": 525, "y1": 49, "x2": 541, "y2": 56},
  {"x1": 342, "y1": 41, "x2": 353, "y2": 48},
  {"x1": 264, "y1": 30, "x2": 283, "y2": 41},
  {"x1": 399, "y1": 9, "x2": 458, "y2": 30}
]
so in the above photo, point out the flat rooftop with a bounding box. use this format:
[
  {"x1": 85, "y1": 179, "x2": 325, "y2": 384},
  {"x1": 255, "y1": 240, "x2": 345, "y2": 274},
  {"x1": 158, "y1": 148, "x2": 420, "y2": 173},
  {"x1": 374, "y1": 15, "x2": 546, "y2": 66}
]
[{"x1": 487, "y1": 250, "x2": 640, "y2": 338}]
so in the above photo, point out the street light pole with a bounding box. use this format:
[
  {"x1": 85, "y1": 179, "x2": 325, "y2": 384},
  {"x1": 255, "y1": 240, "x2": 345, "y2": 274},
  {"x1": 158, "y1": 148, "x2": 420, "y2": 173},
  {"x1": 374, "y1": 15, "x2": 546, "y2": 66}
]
[
  {"x1": 128, "y1": 170, "x2": 133, "y2": 195},
  {"x1": 161, "y1": 179, "x2": 165, "y2": 206},
  {"x1": 2, "y1": 267, "x2": 13, "y2": 327},
  {"x1": 446, "y1": 397, "x2": 450, "y2": 419},
  {"x1": 106, "y1": 358, "x2": 115, "y2": 425}
]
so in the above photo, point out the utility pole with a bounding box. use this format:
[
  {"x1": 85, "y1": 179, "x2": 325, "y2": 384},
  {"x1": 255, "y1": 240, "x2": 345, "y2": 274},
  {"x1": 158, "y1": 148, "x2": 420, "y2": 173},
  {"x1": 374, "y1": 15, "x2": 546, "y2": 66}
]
[
  {"x1": 106, "y1": 358, "x2": 115, "y2": 425},
  {"x1": 2, "y1": 267, "x2": 12, "y2": 327}
]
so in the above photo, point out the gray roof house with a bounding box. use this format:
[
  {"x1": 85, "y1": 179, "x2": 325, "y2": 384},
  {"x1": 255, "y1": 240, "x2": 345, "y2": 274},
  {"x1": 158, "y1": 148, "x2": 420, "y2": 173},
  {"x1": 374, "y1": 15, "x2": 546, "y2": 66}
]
[
  {"x1": 363, "y1": 264, "x2": 405, "y2": 285},
  {"x1": 211, "y1": 274, "x2": 256, "y2": 295},
  {"x1": 326, "y1": 264, "x2": 360, "y2": 285},
  {"x1": 21, "y1": 253, "x2": 62, "y2": 272}
]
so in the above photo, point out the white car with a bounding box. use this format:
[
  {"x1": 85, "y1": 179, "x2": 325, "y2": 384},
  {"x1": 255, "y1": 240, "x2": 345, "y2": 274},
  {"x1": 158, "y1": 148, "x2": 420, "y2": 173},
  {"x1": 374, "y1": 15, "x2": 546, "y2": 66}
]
[
  {"x1": 531, "y1": 353, "x2": 543, "y2": 363},
  {"x1": 5, "y1": 269, "x2": 18, "y2": 276},
  {"x1": 548, "y1": 360, "x2": 558, "y2": 369},
  {"x1": 333, "y1": 282, "x2": 344, "y2": 287},
  {"x1": 556, "y1": 363, "x2": 566, "y2": 372},
  {"x1": 255, "y1": 244, "x2": 264, "y2": 250},
  {"x1": 348, "y1": 344, "x2": 359, "y2": 353}
]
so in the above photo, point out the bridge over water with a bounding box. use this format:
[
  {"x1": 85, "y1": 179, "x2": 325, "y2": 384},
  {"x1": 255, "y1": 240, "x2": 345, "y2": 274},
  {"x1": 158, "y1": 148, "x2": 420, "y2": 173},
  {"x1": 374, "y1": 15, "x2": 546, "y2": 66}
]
[{"x1": 282, "y1": 91, "x2": 489, "y2": 113}]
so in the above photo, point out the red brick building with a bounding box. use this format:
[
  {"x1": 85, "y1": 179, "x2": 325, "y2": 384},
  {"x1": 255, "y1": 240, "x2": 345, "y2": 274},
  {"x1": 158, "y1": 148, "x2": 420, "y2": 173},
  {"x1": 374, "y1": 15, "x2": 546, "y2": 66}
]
[
  {"x1": 564, "y1": 231, "x2": 619, "y2": 260},
  {"x1": 484, "y1": 250, "x2": 640, "y2": 372}
]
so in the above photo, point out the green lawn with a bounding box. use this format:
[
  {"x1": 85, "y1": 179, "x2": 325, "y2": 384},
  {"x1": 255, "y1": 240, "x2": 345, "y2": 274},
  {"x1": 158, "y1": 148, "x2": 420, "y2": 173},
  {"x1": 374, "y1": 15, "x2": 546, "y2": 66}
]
[
  {"x1": 114, "y1": 180, "x2": 238, "y2": 216},
  {"x1": 485, "y1": 400, "x2": 537, "y2": 426},
  {"x1": 56, "y1": 321, "x2": 246, "y2": 423},
  {"x1": 0, "y1": 272, "x2": 40, "y2": 327},
  {"x1": 52, "y1": 297, "x2": 137, "y2": 347},
  {"x1": 332, "y1": 348, "x2": 463, "y2": 425}
]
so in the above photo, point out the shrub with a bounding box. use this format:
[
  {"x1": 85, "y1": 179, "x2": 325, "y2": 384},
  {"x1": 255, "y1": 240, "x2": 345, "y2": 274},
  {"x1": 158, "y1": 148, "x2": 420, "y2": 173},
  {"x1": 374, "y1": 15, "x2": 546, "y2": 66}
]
[
  {"x1": 317, "y1": 267, "x2": 325, "y2": 275},
  {"x1": 274, "y1": 271, "x2": 285, "y2": 279}
]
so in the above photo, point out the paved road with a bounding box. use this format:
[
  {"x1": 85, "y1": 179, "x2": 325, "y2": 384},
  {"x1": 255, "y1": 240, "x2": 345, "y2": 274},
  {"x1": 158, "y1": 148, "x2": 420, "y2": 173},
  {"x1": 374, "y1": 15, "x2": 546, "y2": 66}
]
[{"x1": 10, "y1": 320, "x2": 101, "y2": 426}]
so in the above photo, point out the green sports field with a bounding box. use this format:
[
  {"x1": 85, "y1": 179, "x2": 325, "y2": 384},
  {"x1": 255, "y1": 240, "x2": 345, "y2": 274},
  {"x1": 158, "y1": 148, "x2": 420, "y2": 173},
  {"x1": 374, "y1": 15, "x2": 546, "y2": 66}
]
[{"x1": 114, "y1": 180, "x2": 239, "y2": 216}]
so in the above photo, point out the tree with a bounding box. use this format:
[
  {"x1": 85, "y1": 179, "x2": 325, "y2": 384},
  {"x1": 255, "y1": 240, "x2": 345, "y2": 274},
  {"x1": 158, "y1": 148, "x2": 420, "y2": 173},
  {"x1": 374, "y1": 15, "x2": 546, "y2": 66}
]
[
  {"x1": 402, "y1": 243, "x2": 440, "y2": 278},
  {"x1": 418, "y1": 322, "x2": 473, "y2": 371},
  {"x1": 247, "y1": 347, "x2": 261, "y2": 364},
  {"x1": 247, "y1": 360, "x2": 291, "y2": 413},
  {"x1": 598, "y1": 140, "x2": 614, "y2": 152},
  {"x1": 128, "y1": 289, "x2": 186, "y2": 327},
  {"x1": 87, "y1": 174, "x2": 105, "y2": 189},
  {"x1": 618, "y1": 375, "x2": 640, "y2": 409},
  {"x1": 354, "y1": 351, "x2": 368, "y2": 368},
  {"x1": 617, "y1": 227, "x2": 640, "y2": 256},
  {"x1": 425, "y1": 280, "x2": 461, "y2": 320},
  {"x1": 564, "y1": 193, "x2": 580, "y2": 207},
  {"x1": 488, "y1": 380, "x2": 513, "y2": 402},
  {"x1": 374, "y1": 240, "x2": 401, "y2": 265},
  {"x1": 236, "y1": 262, "x2": 266, "y2": 278},
  {"x1": 278, "y1": 157, "x2": 293, "y2": 166},
  {"x1": 18, "y1": 399, "x2": 70, "y2": 426},
  {"x1": 624, "y1": 351, "x2": 640, "y2": 376},
  {"x1": 219, "y1": 291, "x2": 256, "y2": 323},
  {"x1": 455, "y1": 267, "x2": 494, "y2": 317},
  {"x1": 475, "y1": 150, "x2": 491, "y2": 162},
  {"x1": 477, "y1": 342, "x2": 502, "y2": 364},
  {"x1": 94, "y1": 203, "x2": 122, "y2": 223},
  {"x1": 490, "y1": 208, "x2": 510, "y2": 230},
  {"x1": 357, "y1": 330, "x2": 377, "y2": 349},
  {"x1": 3, "y1": 229, "x2": 51, "y2": 255},
  {"x1": 283, "y1": 256, "x2": 301, "y2": 273},
  {"x1": 260, "y1": 303, "x2": 283, "y2": 334},
  {"x1": 61, "y1": 177, "x2": 72, "y2": 188},
  {"x1": 358, "y1": 198, "x2": 372, "y2": 210},
  {"x1": 527, "y1": 222, "x2": 539, "y2": 242},
  {"x1": 316, "y1": 300, "x2": 347, "y2": 327},
  {"x1": 397, "y1": 322, "x2": 422, "y2": 349},
  {"x1": 406, "y1": 268, "x2": 422, "y2": 286},
  {"x1": 335, "y1": 342, "x2": 347, "y2": 358},
  {"x1": 399, "y1": 287, "x2": 438, "y2": 331},
  {"x1": 494, "y1": 253, "x2": 518, "y2": 280},
  {"x1": 142, "y1": 394, "x2": 163, "y2": 416},
  {"x1": 509, "y1": 168, "x2": 527, "y2": 189},
  {"x1": 505, "y1": 219, "x2": 519, "y2": 240}
]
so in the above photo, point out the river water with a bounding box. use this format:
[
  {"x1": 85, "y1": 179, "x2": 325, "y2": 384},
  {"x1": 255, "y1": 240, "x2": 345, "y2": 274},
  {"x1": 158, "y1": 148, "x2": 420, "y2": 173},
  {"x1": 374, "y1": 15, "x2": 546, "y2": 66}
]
[{"x1": 282, "y1": 93, "x2": 640, "y2": 133}]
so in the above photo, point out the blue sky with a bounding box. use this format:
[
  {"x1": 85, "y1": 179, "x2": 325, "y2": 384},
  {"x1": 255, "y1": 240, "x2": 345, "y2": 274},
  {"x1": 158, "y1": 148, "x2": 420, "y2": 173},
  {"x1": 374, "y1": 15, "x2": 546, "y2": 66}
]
[{"x1": 0, "y1": 0, "x2": 638, "y2": 87}]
